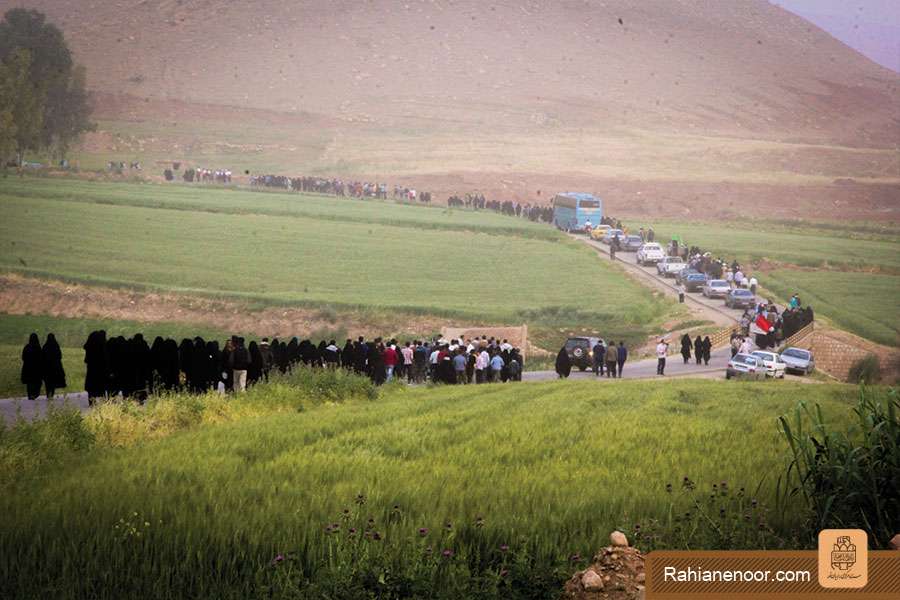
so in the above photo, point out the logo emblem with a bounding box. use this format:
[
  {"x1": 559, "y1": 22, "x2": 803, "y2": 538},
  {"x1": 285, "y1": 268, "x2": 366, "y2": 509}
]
[
  {"x1": 818, "y1": 529, "x2": 867, "y2": 589},
  {"x1": 830, "y1": 536, "x2": 856, "y2": 570}
]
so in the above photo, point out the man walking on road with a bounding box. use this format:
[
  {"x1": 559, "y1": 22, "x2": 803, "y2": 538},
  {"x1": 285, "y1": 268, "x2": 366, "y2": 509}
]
[
  {"x1": 656, "y1": 339, "x2": 669, "y2": 375},
  {"x1": 617, "y1": 341, "x2": 627, "y2": 378},
  {"x1": 605, "y1": 343, "x2": 618, "y2": 377},
  {"x1": 229, "y1": 336, "x2": 251, "y2": 392},
  {"x1": 592, "y1": 340, "x2": 605, "y2": 376}
]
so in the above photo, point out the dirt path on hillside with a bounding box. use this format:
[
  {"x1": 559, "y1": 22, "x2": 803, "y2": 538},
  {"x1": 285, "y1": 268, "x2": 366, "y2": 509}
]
[{"x1": 0, "y1": 274, "x2": 459, "y2": 339}]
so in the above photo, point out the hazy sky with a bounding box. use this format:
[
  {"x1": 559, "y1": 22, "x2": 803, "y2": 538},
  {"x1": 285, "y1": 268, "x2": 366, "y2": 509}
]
[{"x1": 773, "y1": 0, "x2": 900, "y2": 72}]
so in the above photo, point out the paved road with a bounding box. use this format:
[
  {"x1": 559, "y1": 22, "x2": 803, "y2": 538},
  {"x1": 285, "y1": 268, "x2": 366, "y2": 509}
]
[
  {"x1": 574, "y1": 234, "x2": 768, "y2": 328},
  {"x1": 524, "y1": 346, "x2": 730, "y2": 381}
]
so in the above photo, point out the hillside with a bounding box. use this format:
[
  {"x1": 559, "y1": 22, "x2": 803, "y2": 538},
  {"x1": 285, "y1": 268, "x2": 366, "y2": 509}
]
[
  {"x1": 4, "y1": 0, "x2": 899, "y2": 218},
  {"x1": 8, "y1": 0, "x2": 898, "y2": 140}
]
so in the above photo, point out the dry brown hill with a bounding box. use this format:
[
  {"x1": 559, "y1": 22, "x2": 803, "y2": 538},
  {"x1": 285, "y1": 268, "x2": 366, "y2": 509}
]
[
  {"x1": 4, "y1": 0, "x2": 899, "y2": 218},
  {"x1": 10, "y1": 0, "x2": 899, "y2": 142}
]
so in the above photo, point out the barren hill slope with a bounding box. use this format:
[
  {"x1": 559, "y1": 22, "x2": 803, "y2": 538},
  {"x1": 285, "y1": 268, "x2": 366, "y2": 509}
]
[{"x1": 8, "y1": 0, "x2": 899, "y2": 144}]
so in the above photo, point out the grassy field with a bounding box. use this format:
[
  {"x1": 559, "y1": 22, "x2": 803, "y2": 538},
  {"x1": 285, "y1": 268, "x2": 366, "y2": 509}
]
[
  {"x1": 0, "y1": 177, "x2": 678, "y2": 334},
  {"x1": 0, "y1": 376, "x2": 866, "y2": 598},
  {"x1": 622, "y1": 218, "x2": 900, "y2": 346},
  {"x1": 765, "y1": 270, "x2": 899, "y2": 347}
]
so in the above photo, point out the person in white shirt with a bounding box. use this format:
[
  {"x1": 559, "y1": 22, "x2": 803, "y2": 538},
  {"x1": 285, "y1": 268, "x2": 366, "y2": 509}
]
[
  {"x1": 726, "y1": 270, "x2": 734, "y2": 288},
  {"x1": 500, "y1": 339, "x2": 512, "y2": 352},
  {"x1": 748, "y1": 276, "x2": 758, "y2": 294},
  {"x1": 734, "y1": 270, "x2": 744, "y2": 287},
  {"x1": 475, "y1": 349, "x2": 490, "y2": 383},
  {"x1": 656, "y1": 339, "x2": 669, "y2": 375},
  {"x1": 739, "y1": 338, "x2": 753, "y2": 355}
]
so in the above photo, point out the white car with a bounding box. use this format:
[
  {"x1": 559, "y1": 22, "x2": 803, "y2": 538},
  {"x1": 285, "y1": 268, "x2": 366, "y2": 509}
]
[
  {"x1": 656, "y1": 256, "x2": 687, "y2": 277},
  {"x1": 636, "y1": 243, "x2": 665, "y2": 265},
  {"x1": 751, "y1": 351, "x2": 787, "y2": 378},
  {"x1": 702, "y1": 279, "x2": 730, "y2": 298}
]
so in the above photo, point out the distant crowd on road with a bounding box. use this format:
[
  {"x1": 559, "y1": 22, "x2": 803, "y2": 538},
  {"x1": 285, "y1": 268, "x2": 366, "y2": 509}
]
[
  {"x1": 163, "y1": 167, "x2": 233, "y2": 183},
  {"x1": 19, "y1": 332, "x2": 525, "y2": 402}
]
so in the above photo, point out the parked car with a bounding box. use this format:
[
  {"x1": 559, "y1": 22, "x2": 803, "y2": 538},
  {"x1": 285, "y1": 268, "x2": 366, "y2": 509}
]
[
  {"x1": 681, "y1": 272, "x2": 708, "y2": 292},
  {"x1": 726, "y1": 353, "x2": 766, "y2": 380},
  {"x1": 564, "y1": 337, "x2": 605, "y2": 372},
  {"x1": 656, "y1": 256, "x2": 687, "y2": 277},
  {"x1": 750, "y1": 351, "x2": 786, "y2": 378},
  {"x1": 590, "y1": 225, "x2": 612, "y2": 240},
  {"x1": 780, "y1": 347, "x2": 815, "y2": 375},
  {"x1": 702, "y1": 279, "x2": 730, "y2": 299},
  {"x1": 675, "y1": 268, "x2": 698, "y2": 285},
  {"x1": 620, "y1": 235, "x2": 644, "y2": 252},
  {"x1": 724, "y1": 288, "x2": 756, "y2": 308},
  {"x1": 602, "y1": 229, "x2": 624, "y2": 245},
  {"x1": 636, "y1": 243, "x2": 665, "y2": 265}
]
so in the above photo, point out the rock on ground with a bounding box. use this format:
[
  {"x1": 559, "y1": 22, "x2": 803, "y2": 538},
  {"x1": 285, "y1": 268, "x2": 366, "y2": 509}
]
[{"x1": 562, "y1": 540, "x2": 645, "y2": 600}]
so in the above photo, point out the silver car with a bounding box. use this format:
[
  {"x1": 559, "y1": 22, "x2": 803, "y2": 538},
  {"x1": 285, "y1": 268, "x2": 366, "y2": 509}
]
[
  {"x1": 780, "y1": 347, "x2": 815, "y2": 375},
  {"x1": 702, "y1": 279, "x2": 730, "y2": 298},
  {"x1": 725, "y1": 354, "x2": 766, "y2": 380}
]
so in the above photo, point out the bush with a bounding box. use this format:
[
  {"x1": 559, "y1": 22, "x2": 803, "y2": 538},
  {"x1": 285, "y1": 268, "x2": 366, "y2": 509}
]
[
  {"x1": 0, "y1": 403, "x2": 95, "y2": 481},
  {"x1": 778, "y1": 387, "x2": 900, "y2": 548},
  {"x1": 847, "y1": 354, "x2": 881, "y2": 384},
  {"x1": 623, "y1": 476, "x2": 790, "y2": 552}
]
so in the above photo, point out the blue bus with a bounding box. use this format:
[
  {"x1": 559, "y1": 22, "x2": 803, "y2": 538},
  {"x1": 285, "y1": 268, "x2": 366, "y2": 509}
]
[{"x1": 552, "y1": 192, "x2": 603, "y2": 231}]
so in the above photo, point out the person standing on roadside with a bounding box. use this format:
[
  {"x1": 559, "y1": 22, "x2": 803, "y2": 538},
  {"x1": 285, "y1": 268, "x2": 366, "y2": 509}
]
[
  {"x1": 592, "y1": 340, "x2": 605, "y2": 376},
  {"x1": 21, "y1": 333, "x2": 44, "y2": 400},
  {"x1": 555, "y1": 347, "x2": 571, "y2": 379},
  {"x1": 605, "y1": 342, "x2": 618, "y2": 377},
  {"x1": 656, "y1": 338, "x2": 669, "y2": 375},
  {"x1": 42, "y1": 333, "x2": 66, "y2": 399},
  {"x1": 616, "y1": 341, "x2": 627, "y2": 378},
  {"x1": 259, "y1": 338, "x2": 273, "y2": 382}
]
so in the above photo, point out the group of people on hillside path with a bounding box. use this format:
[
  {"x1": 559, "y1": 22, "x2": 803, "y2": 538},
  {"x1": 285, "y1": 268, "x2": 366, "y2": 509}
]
[{"x1": 18, "y1": 331, "x2": 527, "y2": 402}]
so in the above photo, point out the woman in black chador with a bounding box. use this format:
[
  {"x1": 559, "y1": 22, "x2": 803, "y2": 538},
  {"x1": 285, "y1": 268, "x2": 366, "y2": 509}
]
[
  {"x1": 42, "y1": 333, "x2": 66, "y2": 399},
  {"x1": 555, "y1": 347, "x2": 571, "y2": 379},
  {"x1": 21, "y1": 333, "x2": 44, "y2": 400},
  {"x1": 694, "y1": 335, "x2": 703, "y2": 365},
  {"x1": 83, "y1": 330, "x2": 109, "y2": 404},
  {"x1": 680, "y1": 333, "x2": 692, "y2": 364}
]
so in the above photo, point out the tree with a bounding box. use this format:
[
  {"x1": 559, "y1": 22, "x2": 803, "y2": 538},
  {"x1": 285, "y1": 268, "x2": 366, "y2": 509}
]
[
  {"x1": 0, "y1": 49, "x2": 43, "y2": 165},
  {"x1": 0, "y1": 8, "x2": 93, "y2": 163}
]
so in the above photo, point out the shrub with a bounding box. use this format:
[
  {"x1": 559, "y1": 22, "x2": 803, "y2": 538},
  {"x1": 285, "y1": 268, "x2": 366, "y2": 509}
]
[
  {"x1": 778, "y1": 387, "x2": 899, "y2": 548},
  {"x1": 624, "y1": 476, "x2": 790, "y2": 552},
  {"x1": 847, "y1": 354, "x2": 881, "y2": 384},
  {"x1": 0, "y1": 404, "x2": 95, "y2": 481}
]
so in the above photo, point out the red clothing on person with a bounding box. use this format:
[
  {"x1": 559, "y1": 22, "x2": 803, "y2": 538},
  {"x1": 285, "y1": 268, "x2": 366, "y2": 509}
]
[{"x1": 383, "y1": 347, "x2": 398, "y2": 367}]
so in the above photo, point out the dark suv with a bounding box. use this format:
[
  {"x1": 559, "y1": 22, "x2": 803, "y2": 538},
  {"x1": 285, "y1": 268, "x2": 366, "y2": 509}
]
[{"x1": 564, "y1": 336, "x2": 604, "y2": 371}]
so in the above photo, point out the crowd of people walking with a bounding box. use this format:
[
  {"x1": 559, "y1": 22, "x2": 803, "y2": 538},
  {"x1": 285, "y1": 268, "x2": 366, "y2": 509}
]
[{"x1": 19, "y1": 332, "x2": 527, "y2": 403}]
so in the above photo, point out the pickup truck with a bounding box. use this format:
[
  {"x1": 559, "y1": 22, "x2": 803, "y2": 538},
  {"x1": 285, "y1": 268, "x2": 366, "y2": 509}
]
[
  {"x1": 636, "y1": 243, "x2": 665, "y2": 265},
  {"x1": 656, "y1": 256, "x2": 687, "y2": 277}
]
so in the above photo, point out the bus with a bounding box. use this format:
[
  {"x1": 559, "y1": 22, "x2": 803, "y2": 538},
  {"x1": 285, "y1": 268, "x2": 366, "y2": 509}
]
[{"x1": 551, "y1": 192, "x2": 603, "y2": 232}]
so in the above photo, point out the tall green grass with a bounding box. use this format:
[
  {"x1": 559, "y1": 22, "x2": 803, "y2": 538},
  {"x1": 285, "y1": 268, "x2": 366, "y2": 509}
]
[{"x1": 0, "y1": 379, "x2": 867, "y2": 599}]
